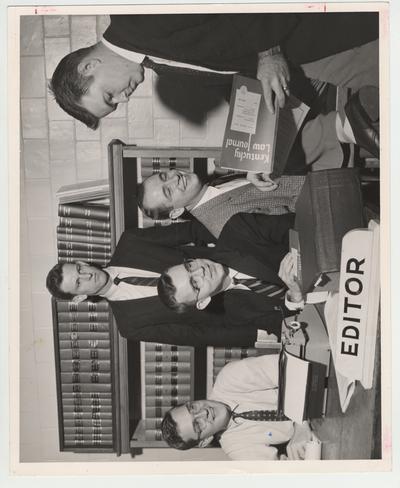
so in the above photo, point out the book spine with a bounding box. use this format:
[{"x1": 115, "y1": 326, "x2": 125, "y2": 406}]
[
  {"x1": 143, "y1": 418, "x2": 163, "y2": 429},
  {"x1": 213, "y1": 347, "x2": 257, "y2": 360},
  {"x1": 64, "y1": 438, "x2": 113, "y2": 447},
  {"x1": 57, "y1": 226, "x2": 111, "y2": 240},
  {"x1": 58, "y1": 332, "x2": 110, "y2": 341},
  {"x1": 58, "y1": 204, "x2": 110, "y2": 221},
  {"x1": 63, "y1": 419, "x2": 112, "y2": 428},
  {"x1": 61, "y1": 383, "x2": 112, "y2": 393},
  {"x1": 57, "y1": 312, "x2": 109, "y2": 322},
  {"x1": 140, "y1": 157, "x2": 191, "y2": 171},
  {"x1": 58, "y1": 241, "x2": 111, "y2": 253},
  {"x1": 58, "y1": 249, "x2": 112, "y2": 260},
  {"x1": 60, "y1": 372, "x2": 111, "y2": 384},
  {"x1": 58, "y1": 256, "x2": 108, "y2": 266},
  {"x1": 62, "y1": 396, "x2": 112, "y2": 406},
  {"x1": 59, "y1": 340, "x2": 111, "y2": 350},
  {"x1": 145, "y1": 406, "x2": 174, "y2": 417},
  {"x1": 144, "y1": 361, "x2": 192, "y2": 374},
  {"x1": 145, "y1": 395, "x2": 190, "y2": 406},
  {"x1": 63, "y1": 426, "x2": 113, "y2": 435},
  {"x1": 144, "y1": 350, "x2": 191, "y2": 362},
  {"x1": 63, "y1": 411, "x2": 112, "y2": 419},
  {"x1": 62, "y1": 404, "x2": 113, "y2": 413},
  {"x1": 145, "y1": 384, "x2": 191, "y2": 396},
  {"x1": 59, "y1": 217, "x2": 111, "y2": 232},
  {"x1": 145, "y1": 373, "x2": 191, "y2": 385},
  {"x1": 60, "y1": 360, "x2": 111, "y2": 372},
  {"x1": 213, "y1": 358, "x2": 237, "y2": 368},
  {"x1": 57, "y1": 322, "x2": 110, "y2": 333},
  {"x1": 144, "y1": 344, "x2": 192, "y2": 352},
  {"x1": 62, "y1": 392, "x2": 112, "y2": 400},
  {"x1": 59, "y1": 349, "x2": 111, "y2": 360},
  {"x1": 56, "y1": 301, "x2": 109, "y2": 312},
  {"x1": 144, "y1": 429, "x2": 163, "y2": 441}
]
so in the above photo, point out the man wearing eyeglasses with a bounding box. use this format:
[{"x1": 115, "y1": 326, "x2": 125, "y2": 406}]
[
  {"x1": 158, "y1": 212, "x2": 302, "y2": 332},
  {"x1": 161, "y1": 354, "x2": 314, "y2": 460}
]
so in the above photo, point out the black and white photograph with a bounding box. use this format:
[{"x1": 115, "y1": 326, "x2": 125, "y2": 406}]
[{"x1": 6, "y1": 1, "x2": 396, "y2": 481}]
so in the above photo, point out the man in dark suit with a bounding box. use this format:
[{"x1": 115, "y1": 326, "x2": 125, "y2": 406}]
[
  {"x1": 158, "y1": 212, "x2": 303, "y2": 322},
  {"x1": 46, "y1": 215, "x2": 295, "y2": 346},
  {"x1": 49, "y1": 12, "x2": 378, "y2": 130}
]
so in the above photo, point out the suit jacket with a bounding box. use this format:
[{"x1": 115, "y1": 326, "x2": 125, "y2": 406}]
[
  {"x1": 210, "y1": 212, "x2": 296, "y2": 319},
  {"x1": 107, "y1": 219, "x2": 291, "y2": 347},
  {"x1": 103, "y1": 13, "x2": 378, "y2": 75},
  {"x1": 190, "y1": 175, "x2": 305, "y2": 238}
]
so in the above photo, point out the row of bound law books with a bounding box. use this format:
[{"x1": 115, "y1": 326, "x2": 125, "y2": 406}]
[
  {"x1": 56, "y1": 179, "x2": 112, "y2": 267},
  {"x1": 141, "y1": 343, "x2": 194, "y2": 442},
  {"x1": 54, "y1": 299, "x2": 115, "y2": 448}
]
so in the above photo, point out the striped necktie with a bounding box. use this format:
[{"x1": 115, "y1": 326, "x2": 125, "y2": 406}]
[
  {"x1": 232, "y1": 409, "x2": 289, "y2": 422},
  {"x1": 233, "y1": 277, "x2": 286, "y2": 300},
  {"x1": 113, "y1": 275, "x2": 159, "y2": 287},
  {"x1": 142, "y1": 56, "x2": 232, "y2": 83}
]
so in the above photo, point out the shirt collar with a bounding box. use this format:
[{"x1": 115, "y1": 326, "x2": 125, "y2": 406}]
[{"x1": 101, "y1": 37, "x2": 145, "y2": 64}]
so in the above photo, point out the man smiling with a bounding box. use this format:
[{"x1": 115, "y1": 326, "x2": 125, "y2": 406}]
[
  {"x1": 162, "y1": 354, "x2": 314, "y2": 460},
  {"x1": 157, "y1": 211, "x2": 303, "y2": 335},
  {"x1": 49, "y1": 13, "x2": 378, "y2": 129}
]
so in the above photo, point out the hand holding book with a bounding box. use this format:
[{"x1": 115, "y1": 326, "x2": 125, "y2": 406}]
[{"x1": 257, "y1": 46, "x2": 290, "y2": 114}]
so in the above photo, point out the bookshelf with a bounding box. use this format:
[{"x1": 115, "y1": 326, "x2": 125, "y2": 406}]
[
  {"x1": 108, "y1": 140, "x2": 268, "y2": 451},
  {"x1": 51, "y1": 141, "x2": 271, "y2": 456}
]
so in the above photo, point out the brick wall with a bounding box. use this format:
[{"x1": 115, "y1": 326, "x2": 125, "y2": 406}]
[{"x1": 20, "y1": 14, "x2": 229, "y2": 462}]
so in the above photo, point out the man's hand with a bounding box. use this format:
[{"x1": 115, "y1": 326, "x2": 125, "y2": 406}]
[
  {"x1": 257, "y1": 47, "x2": 290, "y2": 114},
  {"x1": 246, "y1": 172, "x2": 278, "y2": 192},
  {"x1": 278, "y1": 252, "x2": 303, "y2": 304},
  {"x1": 286, "y1": 422, "x2": 313, "y2": 460}
]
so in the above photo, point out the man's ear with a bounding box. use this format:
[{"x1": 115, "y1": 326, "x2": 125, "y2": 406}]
[
  {"x1": 72, "y1": 294, "x2": 87, "y2": 304},
  {"x1": 198, "y1": 436, "x2": 214, "y2": 448},
  {"x1": 77, "y1": 58, "x2": 101, "y2": 76},
  {"x1": 169, "y1": 207, "x2": 184, "y2": 220},
  {"x1": 196, "y1": 296, "x2": 211, "y2": 310}
]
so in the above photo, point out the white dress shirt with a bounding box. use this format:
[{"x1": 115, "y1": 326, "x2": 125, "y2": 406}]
[
  {"x1": 192, "y1": 180, "x2": 249, "y2": 211},
  {"x1": 210, "y1": 354, "x2": 294, "y2": 460},
  {"x1": 100, "y1": 266, "x2": 159, "y2": 301},
  {"x1": 101, "y1": 37, "x2": 236, "y2": 74}
]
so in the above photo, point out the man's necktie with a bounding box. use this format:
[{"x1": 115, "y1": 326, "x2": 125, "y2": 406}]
[
  {"x1": 232, "y1": 409, "x2": 289, "y2": 422},
  {"x1": 113, "y1": 275, "x2": 159, "y2": 287},
  {"x1": 233, "y1": 277, "x2": 286, "y2": 300},
  {"x1": 142, "y1": 56, "x2": 232, "y2": 83}
]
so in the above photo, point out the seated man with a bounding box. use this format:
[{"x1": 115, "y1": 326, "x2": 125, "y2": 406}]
[
  {"x1": 46, "y1": 215, "x2": 294, "y2": 347},
  {"x1": 139, "y1": 88, "x2": 379, "y2": 238},
  {"x1": 161, "y1": 354, "x2": 314, "y2": 460},
  {"x1": 158, "y1": 213, "x2": 303, "y2": 329}
]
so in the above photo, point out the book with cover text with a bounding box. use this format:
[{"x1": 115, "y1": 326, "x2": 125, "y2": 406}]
[{"x1": 220, "y1": 74, "x2": 309, "y2": 177}]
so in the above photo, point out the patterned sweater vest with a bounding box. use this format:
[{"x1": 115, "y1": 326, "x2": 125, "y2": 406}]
[{"x1": 190, "y1": 175, "x2": 306, "y2": 238}]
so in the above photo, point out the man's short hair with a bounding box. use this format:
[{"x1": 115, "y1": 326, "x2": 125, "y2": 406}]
[
  {"x1": 157, "y1": 271, "x2": 194, "y2": 313},
  {"x1": 137, "y1": 181, "x2": 173, "y2": 220},
  {"x1": 46, "y1": 263, "x2": 75, "y2": 300},
  {"x1": 49, "y1": 45, "x2": 100, "y2": 130},
  {"x1": 161, "y1": 408, "x2": 199, "y2": 450}
]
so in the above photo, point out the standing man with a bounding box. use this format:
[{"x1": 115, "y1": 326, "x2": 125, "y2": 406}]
[
  {"x1": 161, "y1": 353, "x2": 314, "y2": 460},
  {"x1": 49, "y1": 12, "x2": 378, "y2": 129}
]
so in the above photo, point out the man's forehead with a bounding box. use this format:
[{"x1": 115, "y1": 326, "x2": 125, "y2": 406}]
[{"x1": 171, "y1": 404, "x2": 195, "y2": 440}]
